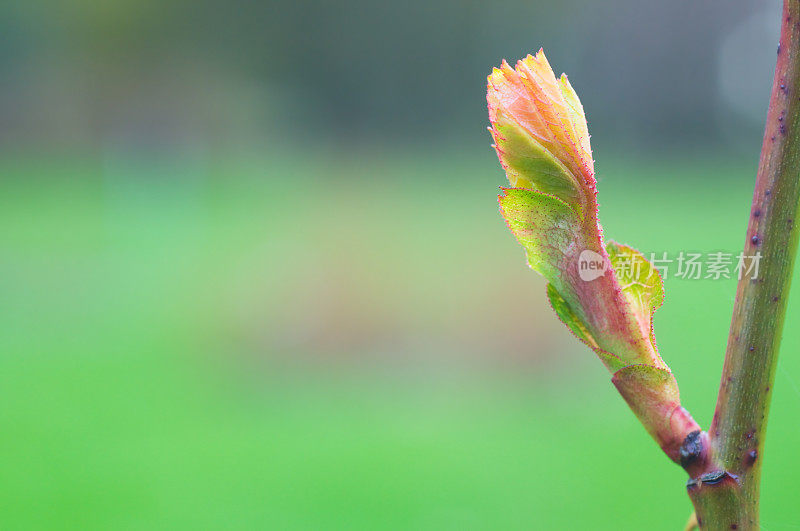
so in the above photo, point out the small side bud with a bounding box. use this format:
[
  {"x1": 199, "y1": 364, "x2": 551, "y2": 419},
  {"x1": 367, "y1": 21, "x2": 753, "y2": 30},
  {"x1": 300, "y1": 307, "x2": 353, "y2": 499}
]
[{"x1": 679, "y1": 430, "x2": 711, "y2": 476}]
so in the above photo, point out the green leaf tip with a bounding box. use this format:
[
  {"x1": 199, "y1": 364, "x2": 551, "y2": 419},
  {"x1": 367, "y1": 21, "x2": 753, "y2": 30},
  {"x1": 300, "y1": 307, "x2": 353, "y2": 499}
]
[
  {"x1": 607, "y1": 241, "x2": 665, "y2": 354},
  {"x1": 498, "y1": 187, "x2": 580, "y2": 283}
]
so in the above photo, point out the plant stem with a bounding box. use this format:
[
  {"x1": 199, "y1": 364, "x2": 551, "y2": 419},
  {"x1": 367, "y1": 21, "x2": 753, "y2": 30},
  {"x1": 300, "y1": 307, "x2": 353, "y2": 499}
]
[{"x1": 688, "y1": 1, "x2": 800, "y2": 528}]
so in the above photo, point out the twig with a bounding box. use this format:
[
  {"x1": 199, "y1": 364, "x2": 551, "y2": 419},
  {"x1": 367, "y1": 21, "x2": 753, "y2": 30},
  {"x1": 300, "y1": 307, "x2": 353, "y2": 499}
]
[{"x1": 688, "y1": 1, "x2": 800, "y2": 528}]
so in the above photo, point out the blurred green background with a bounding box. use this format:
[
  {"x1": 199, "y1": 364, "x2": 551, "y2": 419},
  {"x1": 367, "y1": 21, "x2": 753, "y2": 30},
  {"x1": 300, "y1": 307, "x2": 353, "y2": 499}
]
[{"x1": 2, "y1": 1, "x2": 800, "y2": 529}]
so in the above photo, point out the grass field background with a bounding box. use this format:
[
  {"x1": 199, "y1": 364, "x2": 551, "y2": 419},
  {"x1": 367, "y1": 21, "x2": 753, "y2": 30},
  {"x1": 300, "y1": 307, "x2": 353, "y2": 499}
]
[{"x1": 2, "y1": 150, "x2": 800, "y2": 529}]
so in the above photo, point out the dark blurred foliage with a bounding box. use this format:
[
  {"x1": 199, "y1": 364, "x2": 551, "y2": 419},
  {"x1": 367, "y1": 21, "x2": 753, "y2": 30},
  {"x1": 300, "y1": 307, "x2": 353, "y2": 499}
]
[{"x1": 0, "y1": 0, "x2": 780, "y2": 154}]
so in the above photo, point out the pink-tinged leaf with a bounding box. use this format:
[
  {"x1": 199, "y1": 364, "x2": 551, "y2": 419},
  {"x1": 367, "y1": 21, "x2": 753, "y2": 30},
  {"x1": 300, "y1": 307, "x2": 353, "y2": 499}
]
[{"x1": 557, "y1": 74, "x2": 593, "y2": 175}]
